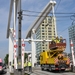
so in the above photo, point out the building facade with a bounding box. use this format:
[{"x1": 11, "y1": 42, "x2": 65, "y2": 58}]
[
  {"x1": 68, "y1": 24, "x2": 75, "y2": 53},
  {"x1": 36, "y1": 16, "x2": 57, "y2": 61}
]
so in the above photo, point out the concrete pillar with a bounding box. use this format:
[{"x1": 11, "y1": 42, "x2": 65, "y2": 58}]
[
  {"x1": 31, "y1": 29, "x2": 36, "y2": 67},
  {"x1": 9, "y1": 28, "x2": 14, "y2": 73}
]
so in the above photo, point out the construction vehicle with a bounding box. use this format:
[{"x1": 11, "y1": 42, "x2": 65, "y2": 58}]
[{"x1": 40, "y1": 37, "x2": 70, "y2": 71}]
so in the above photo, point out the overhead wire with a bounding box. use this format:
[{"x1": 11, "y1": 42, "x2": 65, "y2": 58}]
[
  {"x1": 22, "y1": 10, "x2": 74, "y2": 18},
  {"x1": 22, "y1": 0, "x2": 74, "y2": 35},
  {"x1": 22, "y1": 14, "x2": 72, "y2": 18},
  {"x1": 55, "y1": 11, "x2": 75, "y2": 34},
  {"x1": 54, "y1": 0, "x2": 72, "y2": 34},
  {"x1": 22, "y1": 0, "x2": 74, "y2": 19},
  {"x1": 22, "y1": 10, "x2": 75, "y2": 14},
  {"x1": 55, "y1": 0, "x2": 61, "y2": 12},
  {"x1": 58, "y1": 26, "x2": 69, "y2": 35},
  {"x1": 55, "y1": 0, "x2": 67, "y2": 34},
  {"x1": 22, "y1": 0, "x2": 74, "y2": 34}
]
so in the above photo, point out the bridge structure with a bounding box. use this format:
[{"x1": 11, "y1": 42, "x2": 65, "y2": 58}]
[{"x1": 6, "y1": 0, "x2": 56, "y2": 73}]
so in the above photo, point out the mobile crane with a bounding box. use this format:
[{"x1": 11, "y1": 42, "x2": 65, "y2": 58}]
[{"x1": 40, "y1": 37, "x2": 70, "y2": 71}]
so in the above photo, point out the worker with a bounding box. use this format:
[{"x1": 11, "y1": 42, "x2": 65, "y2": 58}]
[
  {"x1": 59, "y1": 36, "x2": 63, "y2": 43},
  {"x1": 24, "y1": 62, "x2": 27, "y2": 71},
  {"x1": 28, "y1": 61, "x2": 32, "y2": 72},
  {"x1": 51, "y1": 37, "x2": 55, "y2": 44},
  {"x1": 55, "y1": 36, "x2": 60, "y2": 43},
  {"x1": 12, "y1": 63, "x2": 14, "y2": 68}
]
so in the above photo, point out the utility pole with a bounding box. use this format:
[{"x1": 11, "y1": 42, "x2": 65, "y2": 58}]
[
  {"x1": 18, "y1": 0, "x2": 22, "y2": 70},
  {"x1": 16, "y1": 0, "x2": 24, "y2": 75}
]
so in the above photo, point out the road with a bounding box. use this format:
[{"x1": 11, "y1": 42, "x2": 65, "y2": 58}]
[
  {"x1": 1, "y1": 67, "x2": 75, "y2": 75},
  {"x1": 31, "y1": 70, "x2": 75, "y2": 75},
  {"x1": 5, "y1": 69, "x2": 10, "y2": 75},
  {"x1": 24, "y1": 66, "x2": 75, "y2": 75},
  {"x1": 0, "y1": 68, "x2": 10, "y2": 75}
]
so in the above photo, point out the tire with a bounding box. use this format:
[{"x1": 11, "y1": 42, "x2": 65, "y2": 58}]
[
  {"x1": 49, "y1": 66, "x2": 52, "y2": 71},
  {"x1": 41, "y1": 68, "x2": 44, "y2": 71},
  {"x1": 49, "y1": 68, "x2": 52, "y2": 71},
  {"x1": 41, "y1": 65, "x2": 44, "y2": 71}
]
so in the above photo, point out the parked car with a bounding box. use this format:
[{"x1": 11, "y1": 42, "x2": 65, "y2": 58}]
[{"x1": 0, "y1": 59, "x2": 6, "y2": 73}]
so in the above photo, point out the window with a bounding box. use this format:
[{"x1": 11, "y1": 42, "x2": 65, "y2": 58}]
[
  {"x1": 43, "y1": 21, "x2": 44, "y2": 23},
  {"x1": 42, "y1": 36, "x2": 45, "y2": 38},
  {"x1": 42, "y1": 33, "x2": 44, "y2": 35},
  {"x1": 48, "y1": 33, "x2": 52, "y2": 35},
  {"x1": 42, "y1": 24, "x2": 44, "y2": 26},
  {"x1": 42, "y1": 27, "x2": 44, "y2": 29},
  {"x1": 48, "y1": 28, "x2": 51, "y2": 30},
  {"x1": 42, "y1": 29, "x2": 44, "y2": 32},
  {"x1": 43, "y1": 47, "x2": 45, "y2": 49}
]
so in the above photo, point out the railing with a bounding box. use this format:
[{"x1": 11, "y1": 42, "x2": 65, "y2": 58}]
[{"x1": 49, "y1": 39, "x2": 66, "y2": 50}]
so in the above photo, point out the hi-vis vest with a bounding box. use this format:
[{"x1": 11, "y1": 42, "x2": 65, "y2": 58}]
[
  {"x1": 28, "y1": 62, "x2": 32, "y2": 66},
  {"x1": 12, "y1": 64, "x2": 14, "y2": 66},
  {"x1": 24, "y1": 62, "x2": 27, "y2": 67}
]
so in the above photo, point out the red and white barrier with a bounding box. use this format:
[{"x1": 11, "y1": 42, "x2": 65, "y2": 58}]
[
  {"x1": 21, "y1": 39, "x2": 25, "y2": 69},
  {"x1": 70, "y1": 40, "x2": 75, "y2": 66},
  {"x1": 13, "y1": 30, "x2": 17, "y2": 69},
  {"x1": 14, "y1": 40, "x2": 17, "y2": 69},
  {"x1": 13, "y1": 29, "x2": 25, "y2": 69}
]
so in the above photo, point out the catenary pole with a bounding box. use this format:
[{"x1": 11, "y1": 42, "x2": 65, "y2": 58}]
[
  {"x1": 18, "y1": 0, "x2": 22, "y2": 70},
  {"x1": 16, "y1": 0, "x2": 24, "y2": 75}
]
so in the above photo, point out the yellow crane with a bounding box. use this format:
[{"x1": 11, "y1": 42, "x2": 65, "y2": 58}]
[{"x1": 40, "y1": 37, "x2": 70, "y2": 71}]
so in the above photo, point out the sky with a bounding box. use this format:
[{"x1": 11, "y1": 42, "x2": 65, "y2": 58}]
[{"x1": 0, "y1": 0, "x2": 75, "y2": 60}]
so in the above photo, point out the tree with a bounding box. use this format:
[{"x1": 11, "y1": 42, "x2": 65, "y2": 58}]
[
  {"x1": 4, "y1": 54, "x2": 9, "y2": 65},
  {"x1": 24, "y1": 53, "x2": 28, "y2": 61},
  {"x1": 4, "y1": 53, "x2": 29, "y2": 64}
]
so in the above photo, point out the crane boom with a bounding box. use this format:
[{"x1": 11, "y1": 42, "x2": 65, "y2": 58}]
[
  {"x1": 7, "y1": 0, "x2": 19, "y2": 38},
  {"x1": 7, "y1": 0, "x2": 13, "y2": 38},
  {"x1": 26, "y1": 0, "x2": 56, "y2": 38}
]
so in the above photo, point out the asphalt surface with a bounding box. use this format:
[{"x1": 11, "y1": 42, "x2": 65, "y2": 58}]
[
  {"x1": 1, "y1": 66, "x2": 75, "y2": 75},
  {"x1": 30, "y1": 70, "x2": 75, "y2": 75}
]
